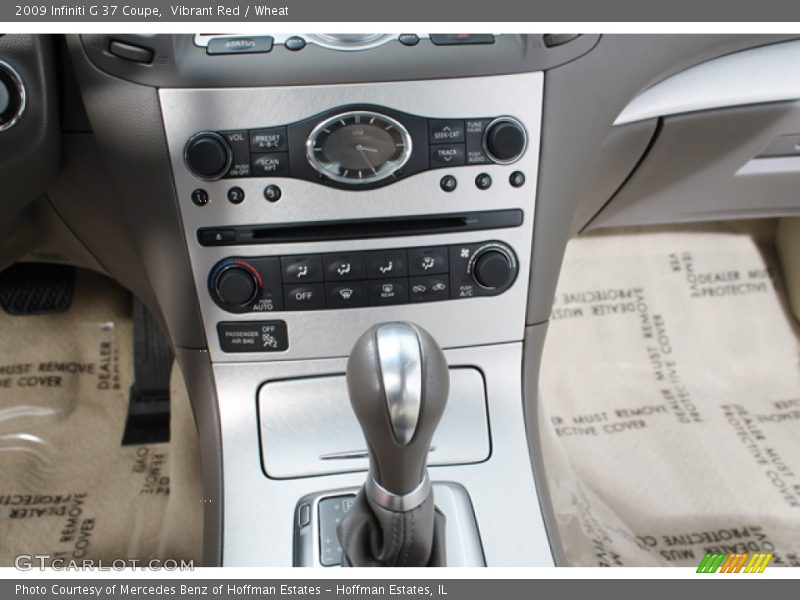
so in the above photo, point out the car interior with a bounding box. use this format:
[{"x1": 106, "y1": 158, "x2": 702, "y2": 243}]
[{"x1": 0, "y1": 33, "x2": 798, "y2": 568}]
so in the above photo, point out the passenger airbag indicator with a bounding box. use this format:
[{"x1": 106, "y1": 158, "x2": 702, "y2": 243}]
[{"x1": 217, "y1": 321, "x2": 288, "y2": 353}]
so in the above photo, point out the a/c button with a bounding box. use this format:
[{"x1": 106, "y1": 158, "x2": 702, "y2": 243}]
[{"x1": 283, "y1": 284, "x2": 325, "y2": 310}]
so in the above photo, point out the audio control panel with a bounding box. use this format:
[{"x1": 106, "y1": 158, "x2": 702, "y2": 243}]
[
  {"x1": 209, "y1": 241, "x2": 518, "y2": 313},
  {"x1": 184, "y1": 104, "x2": 528, "y2": 190}
]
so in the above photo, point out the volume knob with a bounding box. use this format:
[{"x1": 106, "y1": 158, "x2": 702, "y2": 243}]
[
  {"x1": 483, "y1": 117, "x2": 527, "y2": 164},
  {"x1": 185, "y1": 132, "x2": 232, "y2": 180}
]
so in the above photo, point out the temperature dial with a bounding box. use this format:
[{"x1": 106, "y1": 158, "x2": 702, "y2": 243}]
[{"x1": 210, "y1": 259, "x2": 262, "y2": 310}]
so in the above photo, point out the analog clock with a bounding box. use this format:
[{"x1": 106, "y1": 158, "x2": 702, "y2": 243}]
[{"x1": 306, "y1": 110, "x2": 412, "y2": 185}]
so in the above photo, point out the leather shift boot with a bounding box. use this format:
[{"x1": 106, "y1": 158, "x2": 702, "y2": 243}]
[{"x1": 337, "y1": 488, "x2": 446, "y2": 567}]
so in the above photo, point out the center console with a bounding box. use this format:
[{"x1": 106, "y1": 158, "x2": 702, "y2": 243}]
[{"x1": 160, "y1": 64, "x2": 551, "y2": 565}]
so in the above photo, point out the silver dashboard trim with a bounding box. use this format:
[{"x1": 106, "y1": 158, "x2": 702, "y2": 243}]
[
  {"x1": 258, "y1": 367, "x2": 489, "y2": 479},
  {"x1": 615, "y1": 39, "x2": 800, "y2": 126},
  {"x1": 215, "y1": 342, "x2": 554, "y2": 566},
  {"x1": 159, "y1": 72, "x2": 543, "y2": 363}
]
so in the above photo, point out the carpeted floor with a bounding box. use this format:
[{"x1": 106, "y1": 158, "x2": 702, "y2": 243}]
[
  {"x1": 0, "y1": 269, "x2": 202, "y2": 566},
  {"x1": 540, "y1": 220, "x2": 800, "y2": 567}
]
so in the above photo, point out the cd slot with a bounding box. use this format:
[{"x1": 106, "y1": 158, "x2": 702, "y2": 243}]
[{"x1": 197, "y1": 209, "x2": 523, "y2": 246}]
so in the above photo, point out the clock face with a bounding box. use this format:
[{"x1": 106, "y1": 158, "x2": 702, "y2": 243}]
[{"x1": 306, "y1": 111, "x2": 412, "y2": 184}]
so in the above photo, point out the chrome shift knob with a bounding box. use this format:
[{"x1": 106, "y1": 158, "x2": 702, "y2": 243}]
[{"x1": 346, "y1": 322, "x2": 449, "y2": 511}]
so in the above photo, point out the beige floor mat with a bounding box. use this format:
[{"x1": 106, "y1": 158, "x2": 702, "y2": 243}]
[
  {"x1": 0, "y1": 269, "x2": 202, "y2": 566},
  {"x1": 539, "y1": 220, "x2": 800, "y2": 567}
]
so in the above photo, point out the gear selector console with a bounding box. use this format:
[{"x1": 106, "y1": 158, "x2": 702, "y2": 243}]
[{"x1": 161, "y1": 70, "x2": 553, "y2": 567}]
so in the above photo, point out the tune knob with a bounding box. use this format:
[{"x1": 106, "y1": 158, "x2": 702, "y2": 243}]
[
  {"x1": 483, "y1": 117, "x2": 527, "y2": 164},
  {"x1": 470, "y1": 244, "x2": 517, "y2": 290},
  {"x1": 211, "y1": 260, "x2": 261, "y2": 310},
  {"x1": 184, "y1": 132, "x2": 232, "y2": 180}
]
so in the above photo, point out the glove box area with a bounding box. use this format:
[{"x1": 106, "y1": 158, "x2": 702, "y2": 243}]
[{"x1": 257, "y1": 367, "x2": 490, "y2": 479}]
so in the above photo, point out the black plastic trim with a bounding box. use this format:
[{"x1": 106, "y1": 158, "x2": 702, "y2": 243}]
[{"x1": 197, "y1": 209, "x2": 523, "y2": 247}]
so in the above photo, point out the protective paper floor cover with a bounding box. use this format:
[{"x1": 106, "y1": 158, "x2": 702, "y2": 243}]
[
  {"x1": 539, "y1": 221, "x2": 800, "y2": 567},
  {"x1": 0, "y1": 271, "x2": 202, "y2": 566}
]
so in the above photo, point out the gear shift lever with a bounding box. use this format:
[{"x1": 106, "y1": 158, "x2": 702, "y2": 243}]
[{"x1": 337, "y1": 322, "x2": 449, "y2": 567}]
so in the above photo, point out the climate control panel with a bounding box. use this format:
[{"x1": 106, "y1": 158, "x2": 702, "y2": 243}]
[
  {"x1": 184, "y1": 104, "x2": 528, "y2": 190},
  {"x1": 208, "y1": 241, "x2": 518, "y2": 313}
]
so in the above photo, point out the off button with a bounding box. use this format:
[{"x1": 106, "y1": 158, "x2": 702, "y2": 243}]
[{"x1": 283, "y1": 284, "x2": 325, "y2": 310}]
